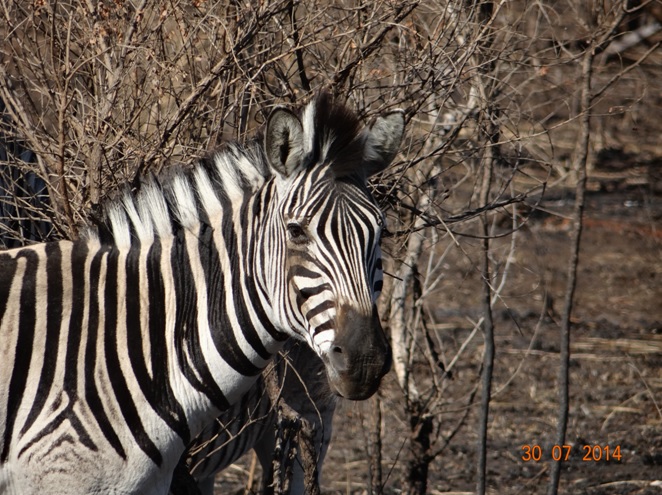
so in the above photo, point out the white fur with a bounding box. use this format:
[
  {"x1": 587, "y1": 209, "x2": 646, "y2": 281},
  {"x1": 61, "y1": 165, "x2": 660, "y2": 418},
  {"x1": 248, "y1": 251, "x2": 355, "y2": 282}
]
[
  {"x1": 169, "y1": 172, "x2": 199, "y2": 230},
  {"x1": 301, "y1": 102, "x2": 316, "y2": 157},
  {"x1": 235, "y1": 152, "x2": 264, "y2": 190},
  {"x1": 212, "y1": 153, "x2": 243, "y2": 202},
  {"x1": 106, "y1": 202, "x2": 131, "y2": 249},
  {"x1": 122, "y1": 192, "x2": 153, "y2": 244},
  {"x1": 193, "y1": 166, "x2": 223, "y2": 220},
  {"x1": 138, "y1": 180, "x2": 172, "y2": 239}
]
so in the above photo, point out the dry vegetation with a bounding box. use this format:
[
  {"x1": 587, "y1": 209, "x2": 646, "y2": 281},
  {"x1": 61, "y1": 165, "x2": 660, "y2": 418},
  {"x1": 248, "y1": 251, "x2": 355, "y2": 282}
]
[{"x1": 1, "y1": 1, "x2": 661, "y2": 494}]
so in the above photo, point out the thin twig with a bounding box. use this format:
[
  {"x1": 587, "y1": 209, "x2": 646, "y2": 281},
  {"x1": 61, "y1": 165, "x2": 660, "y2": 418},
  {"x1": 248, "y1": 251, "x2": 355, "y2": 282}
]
[{"x1": 547, "y1": 42, "x2": 593, "y2": 495}]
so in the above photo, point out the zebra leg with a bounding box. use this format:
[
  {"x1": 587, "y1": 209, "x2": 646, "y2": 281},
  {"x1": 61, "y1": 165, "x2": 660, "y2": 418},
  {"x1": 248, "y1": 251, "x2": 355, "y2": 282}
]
[
  {"x1": 170, "y1": 459, "x2": 202, "y2": 495},
  {"x1": 257, "y1": 343, "x2": 336, "y2": 495},
  {"x1": 254, "y1": 424, "x2": 276, "y2": 495},
  {"x1": 193, "y1": 477, "x2": 215, "y2": 495}
]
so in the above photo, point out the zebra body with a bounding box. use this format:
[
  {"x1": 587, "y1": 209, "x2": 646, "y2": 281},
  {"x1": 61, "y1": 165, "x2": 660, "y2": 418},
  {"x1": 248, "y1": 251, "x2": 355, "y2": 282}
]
[
  {"x1": 0, "y1": 94, "x2": 403, "y2": 494},
  {"x1": 181, "y1": 341, "x2": 335, "y2": 495}
]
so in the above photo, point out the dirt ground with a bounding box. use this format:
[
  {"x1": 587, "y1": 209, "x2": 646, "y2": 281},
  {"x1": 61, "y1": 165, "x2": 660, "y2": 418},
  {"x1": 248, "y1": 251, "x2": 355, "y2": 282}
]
[
  {"x1": 323, "y1": 167, "x2": 662, "y2": 494},
  {"x1": 213, "y1": 158, "x2": 661, "y2": 494}
]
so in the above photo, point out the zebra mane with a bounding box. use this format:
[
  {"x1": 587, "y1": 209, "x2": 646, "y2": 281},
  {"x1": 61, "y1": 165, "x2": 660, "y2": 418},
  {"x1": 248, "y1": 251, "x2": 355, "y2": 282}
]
[
  {"x1": 300, "y1": 92, "x2": 366, "y2": 178},
  {"x1": 84, "y1": 94, "x2": 370, "y2": 247},
  {"x1": 84, "y1": 140, "x2": 270, "y2": 247}
]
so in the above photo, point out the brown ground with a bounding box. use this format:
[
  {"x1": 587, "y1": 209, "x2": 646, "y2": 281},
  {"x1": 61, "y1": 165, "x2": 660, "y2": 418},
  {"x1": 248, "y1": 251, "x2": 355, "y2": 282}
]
[
  {"x1": 213, "y1": 158, "x2": 661, "y2": 494},
  {"x1": 324, "y1": 168, "x2": 662, "y2": 495}
]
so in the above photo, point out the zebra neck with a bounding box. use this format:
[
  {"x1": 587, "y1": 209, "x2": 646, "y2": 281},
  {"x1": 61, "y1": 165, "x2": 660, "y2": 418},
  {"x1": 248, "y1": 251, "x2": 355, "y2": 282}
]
[
  {"x1": 245, "y1": 182, "x2": 294, "y2": 338},
  {"x1": 158, "y1": 191, "x2": 289, "y2": 435}
]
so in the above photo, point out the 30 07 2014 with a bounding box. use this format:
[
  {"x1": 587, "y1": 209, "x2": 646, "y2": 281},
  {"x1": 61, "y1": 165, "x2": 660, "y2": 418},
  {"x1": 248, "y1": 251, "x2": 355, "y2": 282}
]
[{"x1": 521, "y1": 444, "x2": 622, "y2": 462}]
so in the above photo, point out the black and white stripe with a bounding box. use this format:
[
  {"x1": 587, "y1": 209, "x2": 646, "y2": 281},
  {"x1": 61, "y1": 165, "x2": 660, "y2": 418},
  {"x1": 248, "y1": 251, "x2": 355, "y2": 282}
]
[{"x1": 0, "y1": 94, "x2": 404, "y2": 494}]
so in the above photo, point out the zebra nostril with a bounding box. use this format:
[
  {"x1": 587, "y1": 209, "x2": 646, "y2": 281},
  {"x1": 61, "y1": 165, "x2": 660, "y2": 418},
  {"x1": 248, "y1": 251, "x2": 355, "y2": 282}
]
[{"x1": 329, "y1": 345, "x2": 349, "y2": 372}]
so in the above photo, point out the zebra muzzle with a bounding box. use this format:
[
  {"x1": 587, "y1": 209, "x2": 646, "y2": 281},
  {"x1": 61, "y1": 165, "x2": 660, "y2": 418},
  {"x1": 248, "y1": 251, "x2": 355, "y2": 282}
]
[{"x1": 323, "y1": 304, "x2": 392, "y2": 400}]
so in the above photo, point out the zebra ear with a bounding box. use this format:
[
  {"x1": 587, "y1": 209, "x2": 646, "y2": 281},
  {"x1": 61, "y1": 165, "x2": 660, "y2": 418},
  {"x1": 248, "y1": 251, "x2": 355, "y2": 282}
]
[
  {"x1": 265, "y1": 107, "x2": 304, "y2": 178},
  {"x1": 363, "y1": 110, "x2": 405, "y2": 177}
]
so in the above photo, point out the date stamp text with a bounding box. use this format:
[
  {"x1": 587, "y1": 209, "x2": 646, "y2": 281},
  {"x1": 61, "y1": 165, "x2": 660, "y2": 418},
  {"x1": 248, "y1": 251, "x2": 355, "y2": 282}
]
[{"x1": 521, "y1": 444, "x2": 622, "y2": 462}]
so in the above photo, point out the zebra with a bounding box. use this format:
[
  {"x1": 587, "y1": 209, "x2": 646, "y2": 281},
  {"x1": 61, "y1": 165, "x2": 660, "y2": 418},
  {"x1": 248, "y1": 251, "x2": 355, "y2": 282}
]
[
  {"x1": 174, "y1": 340, "x2": 335, "y2": 495},
  {"x1": 0, "y1": 120, "x2": 334, "y2": 495},
  {"x1": 0, "y1": 163, "x2": 335, "y2": 495},
  {"x1": 0, "y1": 93, "x2": 403, "y2": 494}
]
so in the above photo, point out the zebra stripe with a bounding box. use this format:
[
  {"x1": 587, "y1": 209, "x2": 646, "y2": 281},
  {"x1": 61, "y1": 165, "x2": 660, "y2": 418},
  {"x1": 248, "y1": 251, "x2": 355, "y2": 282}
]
[{"x1": 0, "y1": 93, "x2": 404, "y2": 494}]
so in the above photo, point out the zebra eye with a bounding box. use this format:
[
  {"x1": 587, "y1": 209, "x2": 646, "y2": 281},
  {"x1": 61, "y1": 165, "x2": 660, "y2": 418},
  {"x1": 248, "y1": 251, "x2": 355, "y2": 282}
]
[{"x1": 287, "y1": 222, "x2": 308, "y2": 244}]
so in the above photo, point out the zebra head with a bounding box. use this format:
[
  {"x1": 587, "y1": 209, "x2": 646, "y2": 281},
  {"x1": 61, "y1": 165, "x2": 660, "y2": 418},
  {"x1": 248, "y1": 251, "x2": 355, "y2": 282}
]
[{"x1": 263, "y1": 95, "x2": 403, "y2": 400}]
